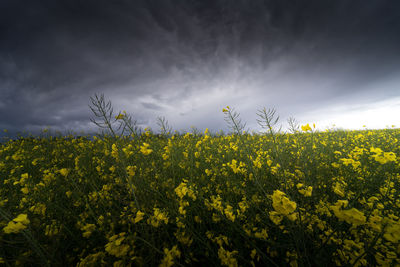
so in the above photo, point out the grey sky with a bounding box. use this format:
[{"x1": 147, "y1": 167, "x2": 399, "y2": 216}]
[{"x1": 1, "y1": 0, "x2": 400, "y2": 137}]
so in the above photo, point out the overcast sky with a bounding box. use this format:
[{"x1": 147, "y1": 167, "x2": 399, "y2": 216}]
[{"x1": 1, "y1": 0, "x2": 400, "y2": 137}]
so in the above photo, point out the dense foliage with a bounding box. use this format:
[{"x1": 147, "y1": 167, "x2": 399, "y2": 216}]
[{"x1": 1, "y1": 127, "x2": 400, "y2": 266}]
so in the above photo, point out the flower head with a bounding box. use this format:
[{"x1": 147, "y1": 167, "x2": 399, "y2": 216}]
[
  {"x1": 301, "y1": 124, "x2": 312, "y2": 132},
  {"x1": 3, "y1": 214, "x2": 30, "y2": 234}
]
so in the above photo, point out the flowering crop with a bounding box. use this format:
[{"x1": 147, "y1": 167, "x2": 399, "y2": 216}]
[{"x1": 1, "y1": 127, "x2": 400, "y2": 266}]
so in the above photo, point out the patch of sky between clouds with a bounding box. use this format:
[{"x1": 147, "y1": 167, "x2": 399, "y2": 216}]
[{"x1": 300, "y1": 96, "x2": 400, "y2": 131}]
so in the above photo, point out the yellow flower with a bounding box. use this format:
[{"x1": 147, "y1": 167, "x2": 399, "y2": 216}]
[
  {"x1": 20, "y1": 187, "x2": 29, "y2": 194},
  {"x1": 368, "y1": 215, "x2": 382, "y2": 232},
  {"x1": 175, "y1": 182, "x2": 189, "y2": 199},
  {"x1": 111, "y1": 143, "x2": 119, "y2": 159},
  {"x1": 115, "y1": 113, "x2": 125, "y2": 120},
  {"x1": 370, "y1": 147, "x2": 383, "y2": 154},
  {"x1": 3, "y1": 214, "x2": 30, "y2": 234},
  {"x1": 148, "y1": 208, "x2": 169, "y2": 227},
  {"x1": 330, "y1": 201, "x2": 366, "y2": 226},
  {"x1": 105, "y1": 233, "x2": 130, "y2": 258},
  {"x1": 301, "y1": 124, "x2": 312, "y2": 132},
  {"x1": 224, "y1": 205, "x2": 236, "y2": 222},
  {"x1": 269, "y1": 211, "x2": 283, "y2": 225},
  {"x1": 140, "y1": 143, "x2": 153, "y2": 155},
  {"x1": 126, "y1": 165, "x2": 137, "y2": 177},
  {"x1": 155, "y1": 209, "x2": 168, "y2": 222},
  {"x1": 333, "y1": 182, "x2": 345, "y2": 197},
  {"x1": 134, "y1": 211, "x2": 145, "y2": 223},
  {"x1": 272, "y1": 190, "x2": 296, "y2": 214},
  {"x1": 297, "y1": 184, "x2": 313, "y2": 197},
  {"x1": 59, "y1": 168, "x2": 69, "y2": 177},
  {"x1": 218, "y1": 247, "x2": 238, "y2": 267},
  {"x1": 371, "y1": 150, "x2": 396, "y2": 164},
  {"x1": 81, "y1": 224, "x2": 96, "y2": 238},
  {"x1": 194, "y1": 216, "x2": 202, "y2": 223},
  {"x1": 29, "y1": 203, "x2": 46, "y2": 216},
  {"x1": 287, "y1": 212, "x2": 299, "y2": 221},
  {"x1": 45, "y1": 222, "x2": 59, "y2": 237},
  {"x1": 254, "y1": 229, "x2": 268, "y2": 240},
  {"x1": 298, "y1": 186, "x2": 313, "y2": 197},
  {"x1": 227, "y1": 159, "x2": 246, "y2": 174},
  {"x1": 21, "y1": 173, "x2": 29, "y2": 182},
  {"x1": 384, "y1": 221, "x2": 400, "y2": 243},
  {"x1": 4, "y1": 221, "x2": 27, "y2": 234},
  {"x1": 250, "y1": 249, "x2": 258, "y2": 260},
  {"x1": 342, "y1": 208, "x2": 366, "y2": 226},
  {"x1": 159, "y1": 245, "x2": 181, "y2": 267},
  {"x1": 109, "y1": 166, "x2": 116, "y2": 173},
  {"x1": 281, "y1": 197, "x2": 297, "y2": 214}
]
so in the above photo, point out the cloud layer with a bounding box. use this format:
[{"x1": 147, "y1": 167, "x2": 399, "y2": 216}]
[{"x1": 1, "y1": 0, "x2": 400, "y2": 137}]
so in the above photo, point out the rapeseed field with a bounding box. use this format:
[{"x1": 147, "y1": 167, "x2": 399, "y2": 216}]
[{"x1": 1, "y1": 100, "x2": 400, "y2": 266}]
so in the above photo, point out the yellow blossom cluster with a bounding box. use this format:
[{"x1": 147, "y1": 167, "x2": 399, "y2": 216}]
[
  {"x1": 3, "y1": 214, "x2": 30, "y2": 234},
  {"x1": 270, "y1": 190, "x2": 298, "y2": 224},
  {"x1": 1, "y1": 127, "x2": 400, "y2": 266},
  {"x1": 296, "y1": 183, "x2": 313, "y2": 197},
  {"x1": 370, "y1": 147, "x2": 397, "y2": 164},
  {"x1": 159, "y1": 245, "x2": 181, "y2": 267},
  {"x1": 105, "y1": 232, "x2": 131, "y2": 258},
  {"x1": 140, "y1": 142, "x2": 153, "y2": 155},
  {"x1": 301, "y1": 123, "x2": 312, "y2": 132},
  {"x1": 330, "y1": 200, "x2": 366, "y2": 226},
  {"x1": 147, "y1": 208, "x2": 169, "y2": 227},
  {"x1": 226, "y1": 159, "x2": 246, "y2": 174}
]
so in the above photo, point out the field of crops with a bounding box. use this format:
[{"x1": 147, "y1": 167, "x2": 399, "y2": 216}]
[{"x1": 1, "y1": 126, "x2": 400, "y2": 266}]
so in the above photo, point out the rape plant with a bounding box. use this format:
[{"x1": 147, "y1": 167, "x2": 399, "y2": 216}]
[
  {"x1": 222, "y1": 106, "x2": 247, "y2": 135},
  {"x1": 256, "y1": 107, "x2": 281, "y2": 136},
  {"x1": 157, "y1": 116, "x2": 173, "y2": 137},
  {"x1": 287, "y1": 116, "x2": 300, "y2": 134},
  {"x1": 118, "y1": 111, "x2": 141, "y2": 137},
  {"x1": 89, "y1": 93, "x2": 120, "y2": 138},
  {"x1": 89, "y1": 93, "x2": 141, "y2": 138}
]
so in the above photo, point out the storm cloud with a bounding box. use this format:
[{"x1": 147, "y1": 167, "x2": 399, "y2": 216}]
[{"x1": 1, "y1": 0, "x2": 400, "y2": 137}]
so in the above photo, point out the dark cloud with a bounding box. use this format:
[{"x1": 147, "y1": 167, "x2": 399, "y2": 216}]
[
  {"x1": 1, "y1": 0, "x2": 400, "y2": 137},
  {"x1": 141, "y1": 102, "x2": 164, "y2": 111}
]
